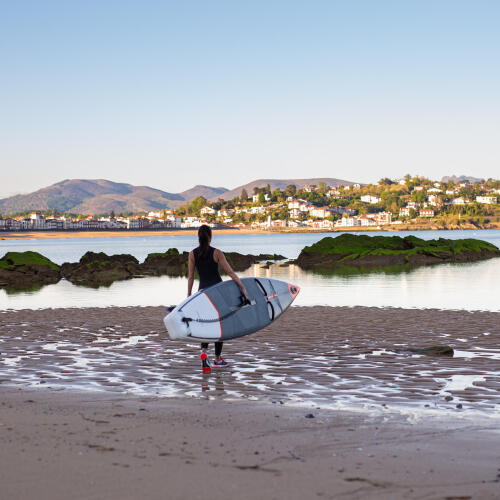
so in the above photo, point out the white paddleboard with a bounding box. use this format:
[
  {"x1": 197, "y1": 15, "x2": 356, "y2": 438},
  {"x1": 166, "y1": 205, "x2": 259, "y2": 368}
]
[{"x1": 164, "y1": 277, "x2": 300, "y2": 342}]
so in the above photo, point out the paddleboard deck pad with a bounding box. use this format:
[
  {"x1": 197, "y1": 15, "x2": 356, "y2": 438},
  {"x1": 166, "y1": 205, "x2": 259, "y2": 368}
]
[{"x1": 164, "y1": 278, "x2": 300, "y2": 342}]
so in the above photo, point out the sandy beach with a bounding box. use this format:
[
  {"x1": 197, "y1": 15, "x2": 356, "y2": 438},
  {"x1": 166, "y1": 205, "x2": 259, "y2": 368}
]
[
  {"x1": 2, "y1": 223, "x2": 500, "y2": 240},
  {"x1": 1, "y1": 306, "x2": 499, "y2": 498},
  {"x1": 2, "y1": 387, "x2": 499, "y2": 500}
]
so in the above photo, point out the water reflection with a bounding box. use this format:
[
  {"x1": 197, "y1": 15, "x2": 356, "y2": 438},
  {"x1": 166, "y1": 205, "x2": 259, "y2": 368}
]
[{"x1": 1, "y1": 256, "x2": 499, "y2": 311}]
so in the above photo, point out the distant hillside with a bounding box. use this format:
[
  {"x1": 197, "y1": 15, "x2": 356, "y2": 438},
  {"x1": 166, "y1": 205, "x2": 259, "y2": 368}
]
[
  {"x1": 441, "y1": 175, "x2": 485, "y2": 184},
  {"x1": 211, "y1": 178, "x2": 355, "y2": 201},
  {"x1": 0, "y1": 177, "x2": 357, "y2": 216},
  {"x1": 178, "y1": 185, "x2": 228, "y2": 201},
  {"x1": 0, "y1": 179, "x2": 187, "y2": 215}
]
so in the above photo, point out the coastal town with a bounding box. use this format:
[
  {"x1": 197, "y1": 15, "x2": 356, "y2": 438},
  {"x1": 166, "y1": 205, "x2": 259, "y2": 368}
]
[{"x1": 1, "y1": 175, "x2": 498, "y2": 232}]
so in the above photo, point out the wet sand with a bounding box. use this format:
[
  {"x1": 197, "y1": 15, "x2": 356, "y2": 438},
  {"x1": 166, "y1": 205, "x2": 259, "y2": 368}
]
[
  {"x1": 1, "y1": 306, "x2": 499, "y2": 412},
  {"x1": 1, "y1": 306, "x2": 500, "y2": 498},
  {"x1": 1, "y1": 388, "x2": 499, "y2": 500}
]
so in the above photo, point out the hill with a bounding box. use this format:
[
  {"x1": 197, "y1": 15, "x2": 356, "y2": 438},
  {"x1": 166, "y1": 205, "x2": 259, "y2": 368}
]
[
  {"x1": 210, "y1": 178, "x2": 355, "y2": 201},
  {"x1": 178, "y1": 185, "x2": 228, "y2": 201},
  {"x1": 0, "y1": 179, "x2": 187, "y2": 215},
  {"x1": 441, "y1": 175, "x2": 484, "y2": 184},
  {"x1": 0, "y1": 178, "x2": 357, "y2": 216}
]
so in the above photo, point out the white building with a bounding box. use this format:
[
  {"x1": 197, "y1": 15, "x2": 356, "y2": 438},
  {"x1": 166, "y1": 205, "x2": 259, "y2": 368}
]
[
  {"x1": 359, "y1": 216, "x2": 377, "y2": 226},
  {"x1": 336, "y1": 217, "x2": 361, "y2": 227},
  {"x1": 30, "y1": 212, "x2": 46, "y2": 229},
  {"x1": 476, "y1": 196, "x2": 497, "y2": 204},
  {"x1": 452, "y1": 197, "x2": 471, "y2": 205},
  {"x1": 252, "y1": 193, "x2": 270, "y2": 202},
  {"x1": 309, "y1": 206, "x2": 332, "y2": 219},
  {"x1": 200, "y1": 206, "x2": 216, "y2": 215},
  {"x1": 360, "y1": 195, "x2": 381, "y2": 204}
]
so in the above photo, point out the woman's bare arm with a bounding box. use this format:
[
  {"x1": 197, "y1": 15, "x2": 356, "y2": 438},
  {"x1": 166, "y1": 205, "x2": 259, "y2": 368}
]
[
  {"x1": 187, "y1": 251, "x2": 195, "y2": 297},
  {"x1": 215, "y1": 249, "x2": 249, "y2": 300}
]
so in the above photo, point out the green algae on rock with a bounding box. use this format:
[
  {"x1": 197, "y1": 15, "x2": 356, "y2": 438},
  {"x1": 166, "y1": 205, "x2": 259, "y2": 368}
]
[
  {"x1": 60, "y1": 252, "x2": 141, "y2": 288},
  {"x1": 0, "y1": 248, "x2": 285, "y2": 290},
  {"x1": 0, "y1": 251, "x2": 61, "y2": 290},
  {"x1": 295, "y1": 234, "x2": 500, "y2": 271}
]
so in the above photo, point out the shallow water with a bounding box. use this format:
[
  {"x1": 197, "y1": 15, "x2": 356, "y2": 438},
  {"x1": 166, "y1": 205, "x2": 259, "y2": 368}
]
[
  {"x1": 1, "y1": 230, "x2": 499, "y2": 311},
  {"x1": 1, "y1": 306, "x2": 498, "y2": 418}
]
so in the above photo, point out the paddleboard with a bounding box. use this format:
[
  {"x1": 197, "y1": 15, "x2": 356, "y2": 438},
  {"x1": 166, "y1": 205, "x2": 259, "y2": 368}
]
[{"x1": 164, "y1": 277, "x2": 300, "y2": 342}]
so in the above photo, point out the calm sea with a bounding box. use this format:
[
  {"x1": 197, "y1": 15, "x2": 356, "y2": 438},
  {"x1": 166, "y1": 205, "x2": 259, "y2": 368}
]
[{"x1": 1, "y1": 229, "x2": 499, "y2": 311}]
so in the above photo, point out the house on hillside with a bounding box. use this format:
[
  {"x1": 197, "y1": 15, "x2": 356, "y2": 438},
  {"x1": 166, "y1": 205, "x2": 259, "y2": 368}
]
[
  {"x1": 336, "y1": 216, "x2": 360, "y2": 227},
  {"x1": 452, "y1": 197, "x2": 471, "y2": 205},
  {"x1": 360, "y1": 195, "x2": 381, "y2": 204},
  {"x1": 375, "y1": 212, "x2": 392, "y2": 225},
  {"x1": 252, "y1": 193, "x2": 270, "y2": 202},
  {"x1": 309, "y1": 206, "x2": 332, "y2": 219},
  {"x1": 476, "y1": 196, "x2": 497, "y2": 204},
  {"x1": 419, "y1": 209, "x2": 435, "y2": 217},
  {"x1": 200, "y1": 206, "x2": 216, "y2": 215}
]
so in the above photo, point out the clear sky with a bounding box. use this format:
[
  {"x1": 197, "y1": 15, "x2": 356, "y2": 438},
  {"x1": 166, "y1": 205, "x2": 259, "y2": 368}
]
[{"x1": 1, "y1": 0, "x2": 499, "y2": 197}]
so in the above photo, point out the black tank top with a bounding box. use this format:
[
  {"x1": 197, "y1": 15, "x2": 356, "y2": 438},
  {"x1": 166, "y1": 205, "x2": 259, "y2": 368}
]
[{"x1": 193, "y1": 246, "x2": 222, "y2": 290}]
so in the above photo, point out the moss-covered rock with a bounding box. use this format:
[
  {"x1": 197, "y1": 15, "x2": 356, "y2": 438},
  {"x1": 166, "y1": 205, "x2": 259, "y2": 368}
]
[
  {"x1": 296, "y1": 234, "x2": 500, "y2": 271},
  {"x1": 0, "y1": 251, "x2": 61, "y2": 290},
  {"x1": 61, "y1": 251, "x2": 141, "y2": 287},
  {"x1": 141, "y1": 249, "x2": 189, "y2": 277}
]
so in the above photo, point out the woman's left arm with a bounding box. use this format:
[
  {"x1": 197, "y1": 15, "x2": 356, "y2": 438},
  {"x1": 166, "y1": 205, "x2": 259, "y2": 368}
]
[{"x1": 215, "y1": 249, "x2": 249, "y2": 300}]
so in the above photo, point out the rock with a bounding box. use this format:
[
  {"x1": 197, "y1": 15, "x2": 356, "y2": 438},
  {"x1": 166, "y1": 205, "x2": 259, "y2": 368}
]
[
  {"x1": 0, "y1": 251, "x2": 60, "y2": 290},
  {"x1": 456, "y1": 403, "x2": 463, "y2": 409},
  {"x1": 305, "y1": 413, "x2": 315, "y2": 419},
  {"x1": 295, "y1": 234, "x2": 500, "y2": 273},
  {"x1": 394, "y1": 345, "x2": 454, "y2": 357},
  {"x1": 140, "y1": 248, "x2": 189, "y2": 277},
  {"x1": 61, "y1": 251, "x2": 141, "y2": 288},
  {"x1": 444, "y1": 395, "x2": 453, "y2": 401},
  {"x1": 223, "y1": 253, "x2": 285, "y2": 272}
]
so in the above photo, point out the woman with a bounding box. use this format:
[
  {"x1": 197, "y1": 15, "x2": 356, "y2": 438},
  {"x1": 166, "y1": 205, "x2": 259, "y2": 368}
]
[{"x1": 188, "y1": 224, "x2": 248, "y2": 371}]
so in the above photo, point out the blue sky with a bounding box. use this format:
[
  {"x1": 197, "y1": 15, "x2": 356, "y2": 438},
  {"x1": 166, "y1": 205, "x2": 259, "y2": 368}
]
[{"x1": 1, "y1": 0, "x2": 499, "y2": 196}]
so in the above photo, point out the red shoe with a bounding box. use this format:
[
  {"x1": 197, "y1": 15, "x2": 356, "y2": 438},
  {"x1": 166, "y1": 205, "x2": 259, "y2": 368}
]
[{"x1": 200, "y1": 352, "x2": 212, "y2": 372}]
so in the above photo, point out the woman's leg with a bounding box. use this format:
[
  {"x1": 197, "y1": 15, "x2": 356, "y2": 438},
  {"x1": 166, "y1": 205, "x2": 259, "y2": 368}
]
[
  {"x1": 200, "y1": 343, "x2": 211, "y2": 372},
  {"x1": 214, "y1": 341, "x2": 223, "y2": 360}
]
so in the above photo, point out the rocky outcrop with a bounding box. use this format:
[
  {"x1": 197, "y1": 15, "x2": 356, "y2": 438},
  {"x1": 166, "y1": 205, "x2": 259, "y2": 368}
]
[
  {"x1": 0, "y1": 248, "x2": 284, "y2": 290},
  {"x1": 140, "y1": 249, "x2": 189, "y2": 277},
  {"x1": 295, "y1": 234, "x2": 500, "y2": 272},
  {"x1": 224, "y1": 253, "x2": 285, "y2": 272},
  {"x1": 60, "y1": 252, "x2": 141, "y2": 288},
  {"x1": 394, "y1": 345, "x2": 454, "y2": 357},
  {"x1": 0, "y1": 251, "x2": 61, "y2": 290}
]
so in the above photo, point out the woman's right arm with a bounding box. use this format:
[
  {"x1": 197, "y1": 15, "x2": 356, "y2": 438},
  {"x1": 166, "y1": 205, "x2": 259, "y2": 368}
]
[{"x1": 187, "y1": 251, "x2": 195, "y2": 297}]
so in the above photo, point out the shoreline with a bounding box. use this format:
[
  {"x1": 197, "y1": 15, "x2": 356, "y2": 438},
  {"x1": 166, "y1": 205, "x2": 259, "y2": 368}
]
[
  {"x1": 1, "y1": 386, "x2": 499, "y2": 499},
  {"x1": 1, "y1": 305, "x2": 499, "y2": 498},
  {"x1": 1, "y1": 224, "x2": 499, "y2": 240}
]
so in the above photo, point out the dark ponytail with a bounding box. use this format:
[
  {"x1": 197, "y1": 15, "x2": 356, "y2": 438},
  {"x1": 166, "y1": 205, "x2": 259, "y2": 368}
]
[{"x1": 198, "y1": 224, "x2": 212, "y2": 258}]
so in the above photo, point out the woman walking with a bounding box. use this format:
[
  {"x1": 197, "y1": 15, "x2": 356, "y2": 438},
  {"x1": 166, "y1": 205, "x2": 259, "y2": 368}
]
[{"x1": 187, "y1": 225, "x2": 248, "y2": 371}]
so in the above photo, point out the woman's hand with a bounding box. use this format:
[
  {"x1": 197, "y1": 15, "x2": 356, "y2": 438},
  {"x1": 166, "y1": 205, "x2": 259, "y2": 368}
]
[{"x1": 240, "y1": 286, "x2": 249, "y2": 302}]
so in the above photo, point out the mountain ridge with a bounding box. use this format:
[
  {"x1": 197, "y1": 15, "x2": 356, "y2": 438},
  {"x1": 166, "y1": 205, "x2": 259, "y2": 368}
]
[{"x1": 0, "y1": 177, "x2": 356, "y2": 216}]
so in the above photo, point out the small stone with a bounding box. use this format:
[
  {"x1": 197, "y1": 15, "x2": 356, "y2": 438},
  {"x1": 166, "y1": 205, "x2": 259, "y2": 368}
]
[
  {"x1": 305, "y1": 413, "x2": 315, "y2": 419},
  {"x1": 456, "y1": 403, "x2": 463, "y2": 409},
  {"x1": 444, "y1": 395, "x2": 453, "y2": 401}
]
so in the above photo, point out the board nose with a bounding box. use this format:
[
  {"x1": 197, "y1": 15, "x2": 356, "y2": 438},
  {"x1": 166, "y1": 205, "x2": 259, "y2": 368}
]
[{"x1": 287, "y1": 283, "x2": 300, "y2": 300}]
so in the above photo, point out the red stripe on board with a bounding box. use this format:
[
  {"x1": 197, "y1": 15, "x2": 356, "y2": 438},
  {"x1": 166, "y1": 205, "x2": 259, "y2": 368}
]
[
  {"x1": 203, "y1": 292, "x2": 223, "y2": 339},
  {"x1": 267, "y1": 294, "x2": 277, "y2": 300}
]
